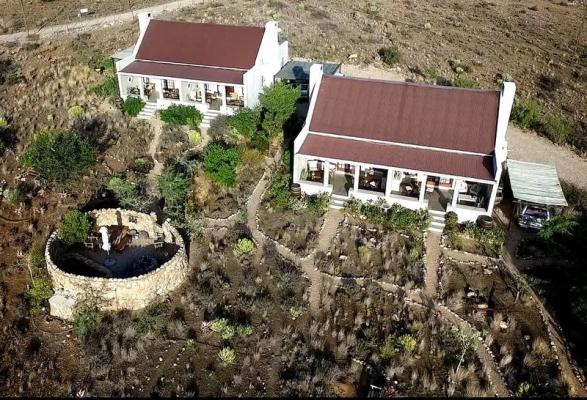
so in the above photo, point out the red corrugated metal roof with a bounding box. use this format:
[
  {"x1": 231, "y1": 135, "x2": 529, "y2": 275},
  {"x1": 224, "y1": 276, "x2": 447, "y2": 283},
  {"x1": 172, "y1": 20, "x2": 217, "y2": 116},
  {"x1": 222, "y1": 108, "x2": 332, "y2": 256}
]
[
  {"x1": 135, "y1": 20, "x2": 264, "y2": 69},
  {"x1": 298, "y1": 134, "x2": 495, "y2": 181},
  {"x1": 309, "y1": 75, "x2": 500, "y2": 154},
  {"x1": 120, "y1": 60, "x2": 245, "y2": 84}
]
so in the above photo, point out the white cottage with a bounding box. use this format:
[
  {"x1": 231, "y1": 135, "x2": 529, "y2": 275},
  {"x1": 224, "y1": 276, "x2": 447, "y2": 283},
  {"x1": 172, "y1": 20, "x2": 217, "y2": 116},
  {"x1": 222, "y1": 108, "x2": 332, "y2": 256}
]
[
  {"x1": 115, "y1": 12, "x2": 289, "y2": 122},
  {"x1": 293, "y1": 65, "x2": 516, "y2": 229}
]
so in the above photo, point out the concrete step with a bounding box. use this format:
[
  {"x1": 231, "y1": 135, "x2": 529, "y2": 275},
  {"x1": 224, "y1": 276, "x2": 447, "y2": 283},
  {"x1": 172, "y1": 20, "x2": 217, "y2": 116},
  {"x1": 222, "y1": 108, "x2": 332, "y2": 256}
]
[
  {"x1": 428, "y1": 226, "x2": 444, "y2": 234},
  {"x1": 429, "y1": 209, "x2": 446, "y2": 217},
  {"x1": 137, "y1": 103, "x2": 157, "y2": 120}
]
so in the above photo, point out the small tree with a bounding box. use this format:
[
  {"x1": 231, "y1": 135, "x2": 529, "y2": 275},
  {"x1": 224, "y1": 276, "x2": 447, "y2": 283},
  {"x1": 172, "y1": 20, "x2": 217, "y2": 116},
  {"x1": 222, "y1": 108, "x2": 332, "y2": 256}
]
[
  {"x1": 259, "y1": 82, "x2": 301, "y2": 137},
  {"x1": 218, "y1": 347, "x2": 236, "y2": 365},
  {"x1": 451, "y1": 326, "x2": 481, "y2": 373},
  {"x1": 203, "y1": 143, "x2": 241, "y2": 187},
  {"x1": 73, "y1": 291, "x2": 102, "y2": 339},
  {"x1": 67, "y1": 105, "x2": 86, "y2": 121},
  {"x1": 19, "y1": 130, "x2": 96, "y2": 182},
  {"x1": 57, "y1": 209, "x2": 91, "y2": 246},
  {"x1": 538, "y1": 214, "x2": 577, "y2": 241},
  {"x1": 541, "y1": 115, "x2": 575, "y2": 146}
]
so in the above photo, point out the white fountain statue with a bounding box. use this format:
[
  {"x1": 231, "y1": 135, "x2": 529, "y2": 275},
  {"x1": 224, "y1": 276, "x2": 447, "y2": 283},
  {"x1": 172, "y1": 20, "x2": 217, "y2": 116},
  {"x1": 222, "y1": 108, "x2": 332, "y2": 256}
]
[{"x1": 99, "y1": 226, "x2": 111, "y2": 253}]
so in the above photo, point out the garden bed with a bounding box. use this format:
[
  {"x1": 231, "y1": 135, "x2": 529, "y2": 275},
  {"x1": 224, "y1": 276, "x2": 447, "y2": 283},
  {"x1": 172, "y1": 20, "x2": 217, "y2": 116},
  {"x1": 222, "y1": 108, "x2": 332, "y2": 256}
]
[
  {"x1": 442, "y1": 213, "x2": 506, "y2": 258},
  {"x1": 315, "y1": 217, "x2": 424, "y2": 289},
  {"x1": 439, "y1": 258, "x2": 568, "y2": 396}
]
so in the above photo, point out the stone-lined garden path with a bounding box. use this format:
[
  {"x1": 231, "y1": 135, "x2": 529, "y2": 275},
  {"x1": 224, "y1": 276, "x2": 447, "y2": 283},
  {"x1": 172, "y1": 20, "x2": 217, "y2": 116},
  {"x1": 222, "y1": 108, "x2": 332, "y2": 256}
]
[{"x1": 223, "y1": 153, "x2": 512, "y2": 396}]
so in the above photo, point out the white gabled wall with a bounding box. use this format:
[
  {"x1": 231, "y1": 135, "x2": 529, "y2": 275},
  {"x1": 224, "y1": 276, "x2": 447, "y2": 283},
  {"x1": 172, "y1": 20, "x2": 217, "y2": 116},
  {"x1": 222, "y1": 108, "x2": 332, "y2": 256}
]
[{"x1": 494, "y1": 82, "x2": 516, "y2": 176}]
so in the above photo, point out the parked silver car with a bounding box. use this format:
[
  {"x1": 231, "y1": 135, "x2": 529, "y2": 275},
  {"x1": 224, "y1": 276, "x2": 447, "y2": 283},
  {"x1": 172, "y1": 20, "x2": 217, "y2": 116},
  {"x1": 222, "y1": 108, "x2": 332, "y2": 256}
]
[{"x1": 518, "y1": 205, "x2": 550, "y2": 230}]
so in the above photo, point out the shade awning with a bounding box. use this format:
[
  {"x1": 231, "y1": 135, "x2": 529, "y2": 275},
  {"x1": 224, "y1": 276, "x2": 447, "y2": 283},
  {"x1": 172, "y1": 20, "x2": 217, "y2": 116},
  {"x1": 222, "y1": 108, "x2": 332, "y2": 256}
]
[{"x1": 507, "y1": 159, "x2": 568, "y2": 206}]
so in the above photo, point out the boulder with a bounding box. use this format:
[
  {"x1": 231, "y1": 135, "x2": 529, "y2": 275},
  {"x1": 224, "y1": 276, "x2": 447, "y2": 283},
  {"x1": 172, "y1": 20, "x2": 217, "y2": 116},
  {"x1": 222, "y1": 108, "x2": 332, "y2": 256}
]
[{"x1": 49, "y1": 292, "x2": 76, "y2": 321}]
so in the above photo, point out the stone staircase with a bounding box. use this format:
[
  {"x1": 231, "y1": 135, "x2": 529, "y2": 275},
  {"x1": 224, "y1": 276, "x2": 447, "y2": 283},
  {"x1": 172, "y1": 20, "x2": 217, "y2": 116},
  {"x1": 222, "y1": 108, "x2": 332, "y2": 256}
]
[
  {"x1": 137, "y1": 102, "x2": 157, "y2": 120},
  {"x1": 428, "y1": 209, "x2": 446, "y2": 233},
  {"x1": 200, "y1": 109, "x2": 222, "y2": 129},
  {"x1": 330, "y1": 194, "x2": 348, "y2": 210}
]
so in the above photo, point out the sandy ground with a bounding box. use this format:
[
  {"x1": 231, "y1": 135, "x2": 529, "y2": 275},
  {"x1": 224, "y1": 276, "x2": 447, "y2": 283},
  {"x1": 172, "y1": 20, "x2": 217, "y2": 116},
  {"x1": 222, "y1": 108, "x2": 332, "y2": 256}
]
[{"x1": 506, "y1": 125, "x2": 587, "y2": 189}]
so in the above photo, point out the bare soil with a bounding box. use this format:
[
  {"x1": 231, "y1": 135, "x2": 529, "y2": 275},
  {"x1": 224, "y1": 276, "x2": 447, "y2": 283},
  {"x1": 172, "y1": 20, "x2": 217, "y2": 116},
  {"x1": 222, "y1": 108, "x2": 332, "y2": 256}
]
[
  {"x1": 0, "y1": 0, "x2": 170, "y2": 34},
  {"x1": 315, "y1": 217, "x2": 425, "y2": 288},
  {"x1": 440, "y1": 257, "x2": 569, "y2": 396}
]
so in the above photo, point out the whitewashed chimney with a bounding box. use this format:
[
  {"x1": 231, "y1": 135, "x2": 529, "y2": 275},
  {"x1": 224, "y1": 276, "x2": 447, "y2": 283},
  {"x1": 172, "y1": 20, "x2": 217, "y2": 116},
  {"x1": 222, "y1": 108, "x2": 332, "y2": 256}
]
[
  {"x1": 138, "y1": 11, "x2": 152, "y2": 35},
  {"x1": 309, "y1": 63, "x2": 324, "y2": 100},
  {"x1": 495, "y1": 81, "x2": 516, "y2": 166}
]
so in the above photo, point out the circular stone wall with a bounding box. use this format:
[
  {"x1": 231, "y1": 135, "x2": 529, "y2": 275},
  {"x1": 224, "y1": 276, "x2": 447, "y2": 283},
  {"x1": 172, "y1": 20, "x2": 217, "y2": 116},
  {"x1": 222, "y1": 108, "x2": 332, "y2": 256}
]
[{"x1": 46, "y1": 208, "x2": 189, "y2": 320}]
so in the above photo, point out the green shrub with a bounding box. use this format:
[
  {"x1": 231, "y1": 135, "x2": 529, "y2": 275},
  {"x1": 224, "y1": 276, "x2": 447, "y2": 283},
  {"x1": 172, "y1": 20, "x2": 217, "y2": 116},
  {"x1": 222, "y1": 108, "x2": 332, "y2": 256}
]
[
  {"x1": 454, "y1": 77, "x2": 478, "y2": 88},
  {"x1": 67, "y1": 105, "x2": 85, "y2": 121},
  {"x1": 188, "y1": 130, "x2": 202, "y2": 145},
  {"x1": 28, "y1": 242, "x2": 46, "y2": 270},
  {"x1": 158, "y1": 167, "x2": 191, "y2": 206},
  {"x1": 106, "y1": 176, "x2": 145, "y2": 209},
  {"x1": 233, "y1": 238, "x2": 256, "y2": 258},
  {"x1": 249, "y1": 131, "x2": 270, "y2": 152},
  {"x1": 306, "y1": 193, "x2": 330, "y2": 216},
  {"x1": 3, "y1": 186, "x2": 26, "y2": 205},
  {"x1": 387, "y1": 204, "x2": 430, "y2": 231},
  {"x1": 99, "y1": 57, "x2": 115, "y2": 71},
  {"x1": 266, "y1": 173, "x2": 292, "y2": 210},
  {"x1": 160, "y1": 105, "x2": 202, "y2": 128},
  {"x1": 25, "y1": 276, "x2": 52, "y2": 313},
  {"x1": 3, "y1": 72, "x2": 22, "y2": 85},
  {"x1": 259, "y1": 82, "x2": 301, "y2": 137},
  {"x1": 378, "y1": 47, "x2": 400, "y2": 66},
  {"x1": 289, "y1": 306, "x2": 304, "y2": 320},
  {"x1": 122, "y1": 97, "x2": 145, "y2": 117},
  {"x1": 228, "y1": 107, "x2": 259, "y2": 137},
  {"x1": 211, "y1": 318, "x2": 236, "y2": 340},
  {"x1": 90, "y1": 75, "x2": 119, "y2": 98},
  {"x1": 132, "y1": 157, "x2": 152, "y2": 174},
  {"x1": 0, "y1": 116, "x2": 8, "y2": 127},
  {"x1": 511, "y1": 99, "x2": 540, "y2": 130},
  {"x1": 19, "y1": 130, "x2": 96, "y2": 182},
  {"x1": 538, "y1": 214, "x2": 577, "y2": 241},
  {"x1": 462, "y1": 222, "x2": 506, "y2": 254},
  {"x1": 218, "y1": 347, "x2": 236, "y2": 365},
  {"x1": 444, "y1": 211, "x2": 459, "y2": 232},
  {"x1": 135, "y1": 304, "x2": 168, "y2": 335},
  {"x1": 408, "y1": 238, "x2": 423, "y2": 260},
  {"x1": 203, "y1": 143, "x2": 241, "y2": 187},
  {"x1": 424, "y1": 66, "x2": 438, "y2": 80},
  {"x1": 541, "y1": 115, "x2": 575, "y2": 145},
  {"x1": 73, "y1": 298, "x2": 101, "y2": 339},
  {"x1": 379, "y1": 334, "x2": 397, "y2": 360},
  {"x1": 57, "y1": 209, "x2": 91, "y2": 246},
  {"x1": 241, "y1": 148, "x2": 265, "y2": 167},
  {"x1": 397, "y1": 334, "x2": 416, "y2": 352}
]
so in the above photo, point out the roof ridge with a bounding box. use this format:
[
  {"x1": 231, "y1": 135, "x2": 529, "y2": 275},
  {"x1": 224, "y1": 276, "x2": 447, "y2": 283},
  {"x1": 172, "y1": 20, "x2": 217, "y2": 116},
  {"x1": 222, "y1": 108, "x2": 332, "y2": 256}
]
[
  {"x1": 149, "y1": 18, "x2": 265, "y2": 31},
  {"x1": 323, "y1": 73, "x2": 500, "y2": 93}
]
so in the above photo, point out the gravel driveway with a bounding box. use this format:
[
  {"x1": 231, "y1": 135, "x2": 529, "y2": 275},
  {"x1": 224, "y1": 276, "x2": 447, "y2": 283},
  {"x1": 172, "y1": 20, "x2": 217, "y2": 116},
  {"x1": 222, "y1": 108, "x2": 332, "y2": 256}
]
[{"x1": 507, "y1": 125, "x2": 587, "y2": 189}]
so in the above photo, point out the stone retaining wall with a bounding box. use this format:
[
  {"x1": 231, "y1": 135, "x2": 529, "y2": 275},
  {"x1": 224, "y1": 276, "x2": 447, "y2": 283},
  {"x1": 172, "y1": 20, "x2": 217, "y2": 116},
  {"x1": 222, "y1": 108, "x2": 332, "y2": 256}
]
[{"x1": 46, "y1": 209, "x2": 190, "y2": 320}]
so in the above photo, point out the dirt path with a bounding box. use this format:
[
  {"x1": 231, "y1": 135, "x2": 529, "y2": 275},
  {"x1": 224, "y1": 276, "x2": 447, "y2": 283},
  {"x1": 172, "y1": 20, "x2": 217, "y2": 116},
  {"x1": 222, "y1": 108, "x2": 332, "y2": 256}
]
[
  {"x1": 423, "y1": 232, "x2": 441, "y2": 299},
  {"x1": 0, "y1": 0, "x2": 202, "y2": 43},
  {"x1": 507, "y1": 125, "x2": 587, "y2": 189},
  {"x1": 234, "y1": 165, "x2": 513, "y2": 395},
  {"x1": 146, "y1": 119, "x2": 164, "y2": 195}
]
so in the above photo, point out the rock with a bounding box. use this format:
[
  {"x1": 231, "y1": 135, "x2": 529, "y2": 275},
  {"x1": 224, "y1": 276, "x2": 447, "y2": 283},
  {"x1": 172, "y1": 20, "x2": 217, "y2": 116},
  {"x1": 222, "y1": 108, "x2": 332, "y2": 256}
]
[
  {"x1": 424, "y1": 22, "x2": 432, "y2": 29},
  {"x1": 466, "y1": 291, "x2": 476, "y2": 298},
  {"x1": 499, "y1": 321, "x2": 508, "y2": 330},
  {"x1": 524, "y1": 335, "x2": 531, "y2": 341},
  {"x1": 339, "y1": 255, "x2": 348, "y2": 261},
  {"x1": 477, "y1": 303, "x2": 488, "y2": 309},
  {"x1": 348, "y1": 53, "x2": 358, "y2": 60},
  {"x1": 49, "y1": 292, "x2": 76, "y2": 320}
]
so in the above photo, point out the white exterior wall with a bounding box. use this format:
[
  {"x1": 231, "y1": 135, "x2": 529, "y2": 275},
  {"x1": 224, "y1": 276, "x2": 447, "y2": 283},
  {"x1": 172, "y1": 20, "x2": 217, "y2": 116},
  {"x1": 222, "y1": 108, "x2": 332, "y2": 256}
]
[{"x1": 114, "y1": 15, "x2": 288, "y2": 115}]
